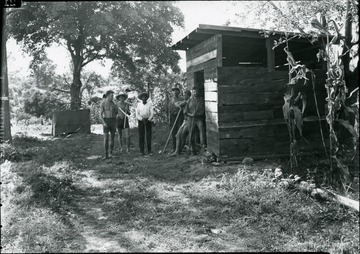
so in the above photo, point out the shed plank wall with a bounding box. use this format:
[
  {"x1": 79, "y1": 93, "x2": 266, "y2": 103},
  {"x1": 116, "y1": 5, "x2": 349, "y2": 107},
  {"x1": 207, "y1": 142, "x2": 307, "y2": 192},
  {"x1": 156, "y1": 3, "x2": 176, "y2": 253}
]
[
  {"x1": 216, "y1": 66, "x2": 327, "y2": 159},
  {"x1": 186, "y1": 35, "x2": 218, "y2": 61}
]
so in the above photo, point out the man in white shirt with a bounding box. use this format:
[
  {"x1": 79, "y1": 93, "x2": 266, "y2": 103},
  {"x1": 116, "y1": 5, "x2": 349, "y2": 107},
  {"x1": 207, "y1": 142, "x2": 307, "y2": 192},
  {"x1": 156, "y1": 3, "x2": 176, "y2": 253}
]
[{"x1": 136, "y1": 92, "x2": 154, "y2": 156}]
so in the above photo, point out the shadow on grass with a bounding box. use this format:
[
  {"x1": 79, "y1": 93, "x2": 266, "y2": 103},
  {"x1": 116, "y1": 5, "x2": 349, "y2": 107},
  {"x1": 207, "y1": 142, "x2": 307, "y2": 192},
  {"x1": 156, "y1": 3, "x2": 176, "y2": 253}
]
[{"x1": 7, "y1": 123, "x2": 360, "y2": 252}]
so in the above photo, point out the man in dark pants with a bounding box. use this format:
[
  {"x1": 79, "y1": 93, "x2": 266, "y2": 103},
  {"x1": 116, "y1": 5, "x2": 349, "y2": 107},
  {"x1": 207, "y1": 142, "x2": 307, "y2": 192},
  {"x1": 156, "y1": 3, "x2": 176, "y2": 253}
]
[
  {"x1": 136, "y1": 92, "x2": 154, "y2": 156},
  {"x1": 170, "y1": 90, "x2": 191, "y2": 156},
  {"x1": 99, "y1": 90, "x2": 118, "y2": 159},
  {"x1": 169, "y1": 86, "x2": 184, "y2": 153},
  {"x1": 184, "y1": 88, "x2": 206, "y2": 155}
]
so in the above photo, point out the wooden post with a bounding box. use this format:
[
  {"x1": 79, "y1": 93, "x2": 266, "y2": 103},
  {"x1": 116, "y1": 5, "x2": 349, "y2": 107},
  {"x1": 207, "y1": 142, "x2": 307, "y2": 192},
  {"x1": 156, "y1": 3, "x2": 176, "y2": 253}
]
[
  {"x1": 216, "y1": 34, "x2": 223, "y2": 68},
  {"x1": 0, "y1": 8, "x2": 12, "y2": 144},
  {"x1": 266, "y1": 37, "x2": 275, "y2": 72}
]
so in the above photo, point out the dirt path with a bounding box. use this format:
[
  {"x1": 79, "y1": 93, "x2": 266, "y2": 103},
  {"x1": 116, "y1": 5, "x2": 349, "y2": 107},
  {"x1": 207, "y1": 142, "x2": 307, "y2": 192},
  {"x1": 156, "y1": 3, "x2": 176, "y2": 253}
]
[{"x1": 53, "y1": 129, "x2": 267, "y2": 252}]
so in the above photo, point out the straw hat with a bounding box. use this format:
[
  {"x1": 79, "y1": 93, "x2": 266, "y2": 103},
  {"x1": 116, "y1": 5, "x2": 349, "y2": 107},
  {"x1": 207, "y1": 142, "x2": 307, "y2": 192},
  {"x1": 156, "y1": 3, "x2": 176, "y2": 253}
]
[{"x1": 116, "y1": 93, "x2": 128, "y2": 100}]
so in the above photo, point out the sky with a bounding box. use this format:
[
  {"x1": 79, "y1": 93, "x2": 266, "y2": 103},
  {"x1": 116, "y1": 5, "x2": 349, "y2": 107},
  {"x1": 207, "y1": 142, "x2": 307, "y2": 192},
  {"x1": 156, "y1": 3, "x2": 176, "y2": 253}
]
[{"x1": 7, "y1": 1, "x2": 244, "y2": 78}]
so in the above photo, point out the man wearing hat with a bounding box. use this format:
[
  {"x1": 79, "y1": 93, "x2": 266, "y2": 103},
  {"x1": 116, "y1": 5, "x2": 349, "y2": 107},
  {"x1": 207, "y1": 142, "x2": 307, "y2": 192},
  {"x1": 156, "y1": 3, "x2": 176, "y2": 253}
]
[
  {"x1": 184, "y1": 87, "x2": 206, "y2": 155},
  {"x1": 136, "y1": 92, "x2": 154, "y2": 156},
  {"x1": 169, "y1": 84, "x2": 184, "y2": 153},
  {"x1": 115, "y1": 93, "x2": 131, "y2": 153},
  {"x1": 170, "y1": 89, "x2": 191, "y2": 156},
  {"x1": 99, "y1": 90, "x2": 118, "y2": 159}
]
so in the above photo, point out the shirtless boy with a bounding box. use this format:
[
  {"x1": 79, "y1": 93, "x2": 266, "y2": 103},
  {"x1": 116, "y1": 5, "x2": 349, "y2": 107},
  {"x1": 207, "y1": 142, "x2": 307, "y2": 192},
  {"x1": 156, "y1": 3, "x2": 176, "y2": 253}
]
[{"x1": 100, "y1": 90, "x2": 118, "y2": 159}]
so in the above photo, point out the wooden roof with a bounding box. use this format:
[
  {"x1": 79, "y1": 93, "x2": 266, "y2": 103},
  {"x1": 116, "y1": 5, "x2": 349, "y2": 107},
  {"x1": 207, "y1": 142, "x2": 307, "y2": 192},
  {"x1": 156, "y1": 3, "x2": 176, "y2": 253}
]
[{"x1": 172, "y1": 24, "x2": 315, "y2": 51}]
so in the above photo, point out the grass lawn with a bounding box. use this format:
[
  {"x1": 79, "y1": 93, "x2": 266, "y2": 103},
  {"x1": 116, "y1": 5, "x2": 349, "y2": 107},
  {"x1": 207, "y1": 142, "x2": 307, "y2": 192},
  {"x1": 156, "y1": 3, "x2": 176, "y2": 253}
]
[{"x1": 1, "y1": 123, "x2": 359, "y2": 253}]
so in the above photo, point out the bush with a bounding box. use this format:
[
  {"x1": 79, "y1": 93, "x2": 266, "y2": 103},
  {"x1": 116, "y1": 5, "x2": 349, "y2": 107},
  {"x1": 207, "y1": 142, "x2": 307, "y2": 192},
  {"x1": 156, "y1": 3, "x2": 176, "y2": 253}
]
[
  {"x1": 0, "y1": 144, "x2": 21, "y2": 162},
  {"x1": 15, "y1": 111, "x2": 32, "y2": 123},
  {"x1": 24, "y1": 91, "x2": 68, "y2": 119},
  {"x1": 0, "y1": 134, "x2": 43, "y2": 163},
  {"x1": 89, "y1": 98, "x2": 103, "y2": 124}
]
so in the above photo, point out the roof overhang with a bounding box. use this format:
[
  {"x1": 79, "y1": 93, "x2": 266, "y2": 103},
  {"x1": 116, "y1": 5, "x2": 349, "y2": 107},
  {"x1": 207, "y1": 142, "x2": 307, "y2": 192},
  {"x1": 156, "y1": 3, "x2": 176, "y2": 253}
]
[{"x1": 171, "y1": 24, "x2": 323, "y2": 51}]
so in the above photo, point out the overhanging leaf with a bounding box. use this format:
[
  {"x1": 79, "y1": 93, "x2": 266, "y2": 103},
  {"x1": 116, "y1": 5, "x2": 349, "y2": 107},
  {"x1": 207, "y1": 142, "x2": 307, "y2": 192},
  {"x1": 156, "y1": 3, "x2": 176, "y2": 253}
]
[
  {"x1": 337, "y1": 119, "x2": 358, "y2": 138},
  {"x1": 293, "y1": 106, "x2": 303, "y2": 136}
]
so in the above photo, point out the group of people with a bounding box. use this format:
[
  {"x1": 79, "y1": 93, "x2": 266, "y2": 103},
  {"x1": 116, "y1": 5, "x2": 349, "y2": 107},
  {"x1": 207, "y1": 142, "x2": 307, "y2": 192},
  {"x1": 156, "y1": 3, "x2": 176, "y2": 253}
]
[
  {"x1": 99, "y1": 85, "x2": 206, "y2": 159},
  {"x1": 168, "y1": 86, "x2": 206, "y2": 157}
]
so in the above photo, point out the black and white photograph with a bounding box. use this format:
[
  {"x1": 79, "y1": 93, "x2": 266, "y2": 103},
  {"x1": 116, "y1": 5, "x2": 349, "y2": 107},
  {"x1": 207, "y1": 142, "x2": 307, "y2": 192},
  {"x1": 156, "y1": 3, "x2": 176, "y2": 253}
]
[{"x1": 1, "y1": 0, "x2": 359, "y2": 252}]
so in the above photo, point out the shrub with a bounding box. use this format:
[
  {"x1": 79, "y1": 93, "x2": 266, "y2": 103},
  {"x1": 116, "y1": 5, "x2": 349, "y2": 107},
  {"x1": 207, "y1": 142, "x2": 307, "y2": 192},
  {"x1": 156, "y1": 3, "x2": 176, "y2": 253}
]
[
  {"x1": 0, "y1": 144, "x2": 21, "y2": 162},
  {"x1": 24, "y1": 91, "x2": 68, "y2": 119},
  {"x1": 15, "y1": 111, "x2": 32, "y2": 123},
  {"x1": 89, "y1": 98, "x2": 103, "y2": 124}
]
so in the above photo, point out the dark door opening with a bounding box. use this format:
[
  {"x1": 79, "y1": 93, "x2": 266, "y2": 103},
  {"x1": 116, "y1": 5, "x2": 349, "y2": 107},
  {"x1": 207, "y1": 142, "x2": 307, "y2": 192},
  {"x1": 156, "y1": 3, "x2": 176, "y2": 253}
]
[{"x1": 194, "y1": 70, "x2": 205, "y2": 97}]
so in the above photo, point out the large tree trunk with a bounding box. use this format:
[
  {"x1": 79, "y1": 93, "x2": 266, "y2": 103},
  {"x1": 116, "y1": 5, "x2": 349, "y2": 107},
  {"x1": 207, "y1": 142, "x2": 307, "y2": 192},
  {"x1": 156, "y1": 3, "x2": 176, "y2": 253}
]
[{"x1": 70, "y1": 70, "x2": 82, "y2": 110}]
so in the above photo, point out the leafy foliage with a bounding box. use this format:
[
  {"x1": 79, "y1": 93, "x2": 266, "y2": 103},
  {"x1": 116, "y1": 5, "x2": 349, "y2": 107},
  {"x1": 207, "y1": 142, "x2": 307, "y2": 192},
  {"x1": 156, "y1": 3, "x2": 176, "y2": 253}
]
[
  {"x1": 8, "y1": 1, "x2": 184, "y2": 109},
  {"x1": 24, "y1": 91, "x2": 68, "y2": 119},
  {"x1": 30, "y1": 55, "x2": 57, "y2": 89},
  {"x1": 149, "y1": 72, "x2": 186, "y2": 123},
  {"x1": 229, "y1": 0, "x2": 356, "y2": 33}
]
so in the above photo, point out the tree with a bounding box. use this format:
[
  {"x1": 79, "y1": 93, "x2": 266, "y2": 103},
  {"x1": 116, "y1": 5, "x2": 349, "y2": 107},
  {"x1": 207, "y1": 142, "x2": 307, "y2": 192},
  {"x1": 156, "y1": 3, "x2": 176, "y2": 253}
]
[
  {"x1": 8, "y1": 1, "x2": 184, "y2": 109},
  {"x1": 30, "y1": 55, "x2": 57, "y2": 89}
]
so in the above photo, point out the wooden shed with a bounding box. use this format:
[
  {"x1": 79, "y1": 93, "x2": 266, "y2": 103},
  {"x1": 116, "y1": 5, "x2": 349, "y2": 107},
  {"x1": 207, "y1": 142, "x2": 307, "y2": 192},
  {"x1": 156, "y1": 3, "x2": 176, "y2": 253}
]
[
  {"x1": 172, "y1": 24, "x2": 328, "y2": 160},
  {"x1": 52, "y1": 109, "x2": 91, "y2": 136}
]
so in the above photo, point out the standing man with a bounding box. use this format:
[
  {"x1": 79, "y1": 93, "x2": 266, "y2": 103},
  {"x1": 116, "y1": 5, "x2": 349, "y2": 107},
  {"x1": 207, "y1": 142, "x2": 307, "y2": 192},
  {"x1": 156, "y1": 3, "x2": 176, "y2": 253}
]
[
  {"x1": 136, "y1": 92, "x2": 154, "y2": 156},
  {"x1": 99, "y1": 90, "x2": 118, "y2": 159},
  {"x1": 115, "y1": 93, "x2": 131, "y2": 153},
  {"x1": 184, "y1": 88, "x2": 206, "y2": 155},
  {"x1": 170, "y1": 90, "x2": 191, "y2": 156},
  {"x1": 169, "y1": 85, "x2": 184, "y2": 153}
]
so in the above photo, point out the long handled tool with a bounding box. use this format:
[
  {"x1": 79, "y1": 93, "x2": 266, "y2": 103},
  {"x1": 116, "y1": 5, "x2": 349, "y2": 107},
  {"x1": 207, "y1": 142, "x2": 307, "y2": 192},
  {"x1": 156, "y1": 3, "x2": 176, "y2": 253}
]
[
  {"x1": 123, "y1": 109, "x2": 127, "y2": 129},
  {"x1": 161, "y1": 107, "x2": 182, "y2": 154}
]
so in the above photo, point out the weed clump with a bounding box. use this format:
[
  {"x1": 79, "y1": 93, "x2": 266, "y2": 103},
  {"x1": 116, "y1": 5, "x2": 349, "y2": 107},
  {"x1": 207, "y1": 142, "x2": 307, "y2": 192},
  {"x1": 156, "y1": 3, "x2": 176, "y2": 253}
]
[
  {"x1": 0, "y1": 134, "x2": 44, "y2": 162},
  {"x1": 218, "y1": 167, "x2": 359, "y2": 253}
]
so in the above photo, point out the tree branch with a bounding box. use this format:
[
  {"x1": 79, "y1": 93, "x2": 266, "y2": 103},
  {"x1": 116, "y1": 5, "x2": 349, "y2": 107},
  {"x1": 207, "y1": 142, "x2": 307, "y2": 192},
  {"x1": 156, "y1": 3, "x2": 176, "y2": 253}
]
[
  {"x1": 63, "y1": 77, "x2": 72, "y2": 87},
  {"x1": 81, "y1": 54, "x2": 106, "y2": 67},
  {"x1": 52, "y1": 87, "x2": 71, "y2": 93},
  {"x1": 83, "y1": 47, "x2": 97, "y2": 59}
]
